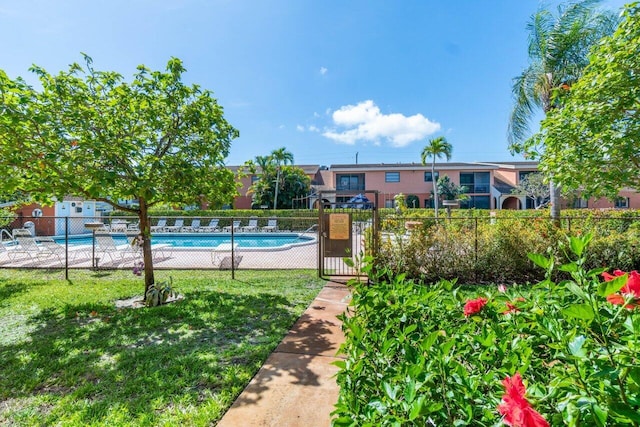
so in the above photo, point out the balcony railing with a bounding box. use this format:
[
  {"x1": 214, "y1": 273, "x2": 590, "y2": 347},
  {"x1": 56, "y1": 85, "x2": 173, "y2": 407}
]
[{"x1": 337, "y1": 184, "x2": 366, "y2": 191}]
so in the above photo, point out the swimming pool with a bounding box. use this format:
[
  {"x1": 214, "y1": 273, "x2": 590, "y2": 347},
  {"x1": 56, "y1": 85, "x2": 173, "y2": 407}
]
[{"x1": 54, "y1": 233, "x2": 315, "y2": 249}]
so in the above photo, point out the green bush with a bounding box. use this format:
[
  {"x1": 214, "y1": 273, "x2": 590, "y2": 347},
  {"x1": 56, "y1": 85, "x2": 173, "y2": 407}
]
[{"x1": 334, "y1": 238, "x2": 640, "y2": 425}]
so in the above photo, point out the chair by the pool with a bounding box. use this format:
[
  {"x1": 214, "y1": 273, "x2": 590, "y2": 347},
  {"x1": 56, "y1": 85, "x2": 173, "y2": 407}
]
[
  {"x1": 39, "y1": 238, "x2": 91, "y2": 262},
  {"x1": 211, "y1": 243, "x2": 239, "y2": 268},
  {"x1": 181, "y1": 218, "x2": 200, "y2": 232},
  {"x1": 241, "y1": 218, "x2": 259, "y2": 232},
  {"x1": 150, "y1": 218, "x2": 168, "y2": 233},
  {"x1": 261, "y1": 218, "x2": 278, "y2": 232},
  {"x1": 199, "y1": 218, "x2": 220, "y2": 232},
  {"x1": 164, "y1": 218, "x2": 184, "y2": 233},
  {"x1": 223, "y1": 220, "x2": 242, "y2": 233}
]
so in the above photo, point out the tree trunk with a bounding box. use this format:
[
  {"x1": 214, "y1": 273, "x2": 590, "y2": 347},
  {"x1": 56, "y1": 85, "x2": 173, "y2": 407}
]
[
  {"x1": 139, "y1": 199, "x2": 155, "y2": 293},
  {"x1": 550, "y1": 179, "x2": 561, "y2": 227},
  {"x1": 432, "y1": 160, "x2": 439, "y2": 219},
  {"x1": 273, "y1": 167, "x2": 281, "y2": 210}
]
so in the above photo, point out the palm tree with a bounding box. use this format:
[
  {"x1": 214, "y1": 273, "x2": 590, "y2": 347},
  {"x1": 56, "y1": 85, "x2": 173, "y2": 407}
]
[
  {"x1": 421, "y1": 136, "x2": 453, "y2": 219},
  {"x1": 508, "y1": 0, "x2": 618, "y2": 222},
  {"x1": 270, "y1": 147, "x2": 294, "y2": 209}
]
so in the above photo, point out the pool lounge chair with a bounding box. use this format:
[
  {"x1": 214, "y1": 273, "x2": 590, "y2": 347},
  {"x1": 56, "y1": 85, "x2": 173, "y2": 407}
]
[
  {"x1": 181, "y1": 218, "x2": 201, "y2": 232},
  {"x1": 261, "y1": 218, "x2": 278, "y2": 232},
  {"x1": 241, "y1": 218, "x2": 259, "y2": 232},
  {"x1": 222, "y1": 220, "x2": 242, "y2": 233},
  {"x1": 198, "y1": 218, "x2": 220, "y2": 232},
  {"x1": 150, "y1": 218, "x2": 168, "y2": 233},
  {"x1": 211, "y1": 243, "x2": 239, "y2": 268},
  {"x1": 164, "y1": 219, "x2": 184, "y2": 233},
  {"x1": 96, "y1": 234, "x2": 171, "y2": 263}
]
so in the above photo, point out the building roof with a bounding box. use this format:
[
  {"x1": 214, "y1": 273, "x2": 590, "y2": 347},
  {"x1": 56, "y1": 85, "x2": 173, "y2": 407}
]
[{"x1": 329, "y1": 162, "x2": 500, "y2": 171}]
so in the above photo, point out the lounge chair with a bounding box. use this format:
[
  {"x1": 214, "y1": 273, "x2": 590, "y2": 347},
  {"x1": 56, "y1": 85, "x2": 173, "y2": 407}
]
[
  {"x1": 211, "y1": 243, "x2": 239, "y2": 267},
  {"x1": 261, "y1": 218, "x2": 278, "y2": 232},
  {"x1": 96, "y1": 234, "x2": 171, "y2": 263},
  {"x1": 39, "y1": 238, "x2": 91, "y2": 262},
  {"x1": 164, "y1": 218, "x2": 184, "y2": 232},
  {"x1": 181, "y1": 218, "x2": 201, "y2": 232},
  {"x1": 150, "y1": 218, "x2": 168, "y2": 233},
  {"x1": 222, "y1": 220, "x2": 242, "y2": 233},
  {"x1": 199, "y1": 218, "x2": 220, "y2": 232},
  {"x1": 241, "y1": 218, "x2": 259, "y2": 232}
]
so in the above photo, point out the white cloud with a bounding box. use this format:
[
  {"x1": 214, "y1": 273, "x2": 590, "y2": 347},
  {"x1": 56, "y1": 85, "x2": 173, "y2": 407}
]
[
  {"x1": 308, "y1": 125, "x2": 319, "y2": 132},
  {"x1": 323, "y1": 100, "x2": 441, "y2": 147},
  {"x1": 296, "y1": 125, "x2": 305, "y2": 132},
  {"x1": 320, "y1": 67, "x2": 328, "y2": 75}
]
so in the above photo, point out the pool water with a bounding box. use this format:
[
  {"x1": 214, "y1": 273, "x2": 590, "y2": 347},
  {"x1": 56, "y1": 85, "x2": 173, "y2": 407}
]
[{"x1": 55, "y1": 233, "x2": 314, "y2": 248}]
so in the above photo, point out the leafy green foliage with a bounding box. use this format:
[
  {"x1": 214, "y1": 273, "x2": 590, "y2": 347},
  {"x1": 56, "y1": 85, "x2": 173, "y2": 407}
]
[
  {"x1": 248, "y1": 165, "x2": 310, "y2": 209},
  {"x1": 540, "y1": 3, "x2": 640, "y2": 199},
  {"x1": 145, "y1": 277, "x2": 177, "y2": 307},
  {"x1": 376, "y1": 211, "x2": 640, "y2": 284},
  {"x1": 334, "y1": 238, "x2": 640, "y2": 425},
  {"x1": 0, "y1": 55, "x2": 239, "y2": 290}
]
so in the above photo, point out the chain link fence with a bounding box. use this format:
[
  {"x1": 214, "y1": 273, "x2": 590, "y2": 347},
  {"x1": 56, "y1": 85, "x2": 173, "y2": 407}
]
[{"x1": 0, "y1": 216, "x2": 320, "y2": 276}]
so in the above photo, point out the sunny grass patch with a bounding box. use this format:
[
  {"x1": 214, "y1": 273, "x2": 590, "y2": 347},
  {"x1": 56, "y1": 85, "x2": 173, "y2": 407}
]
[{"x1": 0, "y1": 269, "x2": 325, "y2": 426}]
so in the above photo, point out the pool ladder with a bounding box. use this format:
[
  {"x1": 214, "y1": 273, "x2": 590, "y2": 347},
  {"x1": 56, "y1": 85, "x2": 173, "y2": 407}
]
[{"x1": 1, "y1": 228, "x2": 14, "y2": 243}]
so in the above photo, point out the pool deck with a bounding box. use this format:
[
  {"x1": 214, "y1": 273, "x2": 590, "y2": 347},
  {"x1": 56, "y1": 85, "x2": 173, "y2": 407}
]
[{"x1": 0, "y1": 242, "x2": 321, "y2": 270}]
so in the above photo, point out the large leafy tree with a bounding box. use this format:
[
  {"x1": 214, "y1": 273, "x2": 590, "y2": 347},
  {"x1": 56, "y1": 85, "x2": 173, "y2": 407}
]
[
  {"x1": 511, "y1": 173, "x2": 550, "y2": 209},
  {"x1": 421, "y1": 136, "x2": 452, "y2": 219},
  {"x1": 246, "y1": 155, "x2": 310, "y2": 209},
  {"x1": 508, "y1": 0, "x2": 618, "y2": 221},
  {"x1": 540, "y1": 4, "x2": 640, "y2": 198},
  {"x1": 0, "y1": 55, "x2": 239, "y2": 292}
]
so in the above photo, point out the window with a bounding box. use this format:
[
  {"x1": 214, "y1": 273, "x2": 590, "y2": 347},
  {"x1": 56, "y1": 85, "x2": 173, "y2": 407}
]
[
  {"x1": 385, "y1": 172, "x2": 400, "y2": 183},
  {"x1": 518, "y1": 171, "x2": 537, "y2": 182},
  {"x1": 424, "y1": 171, "x2": 439, "y2": 182},
  {"x1": 424, "y1": 199, "x2": 434, "y2": 208},
  {"x1": 251, "y1": 175, "x2": 260, "y2": 183},
  {"x1": 615, "y1": 197, "x2": 629, "y2": 209},
  {"x1": 460, "y1": 195, "x2": 491, "y2": 209},
  {"x1": 385, "y1": 199, "x2": 395, "y2": 208},
  {"x1": 337, "y1": 174, "x2": 365, "y2": 191},
  {"x1": 460, "y1": 172, "x2": 490, "y2": 193},
  {"x1": 573, "y1": 198, "x2": 588, "y2": 209}
]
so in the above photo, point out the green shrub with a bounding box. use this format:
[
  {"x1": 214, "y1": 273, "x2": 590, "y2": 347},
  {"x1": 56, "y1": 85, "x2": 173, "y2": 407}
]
[{"x1": 334, "y1": 238, "x2": 640, "y2": 425}]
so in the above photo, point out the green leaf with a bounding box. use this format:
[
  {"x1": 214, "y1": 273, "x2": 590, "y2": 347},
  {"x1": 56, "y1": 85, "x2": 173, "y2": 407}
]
[
  {"x1": 528, "y1": 253, "x2": 551, "y2": 269},
  {"x1": 559, "y1": 263, "x2": 578, "y2": 273},
  {"x1": 597, "y1": 274, "x2": 627, "y2": 297},
  {"x1": 569, "y1": 236, "x2": 586, "y2": 257},
  {"x1": 562, "y1": 304, "x2": 595, "y2": 321},
  {"x1": 568, "y1": 335, "x2": 587, "y2": 358},
  {"x1": 592, "y1": 404, "x2": 608, "y2": 427},
  {"x1": 409, "y1": 396, "x2": 426, "y2": 421}
]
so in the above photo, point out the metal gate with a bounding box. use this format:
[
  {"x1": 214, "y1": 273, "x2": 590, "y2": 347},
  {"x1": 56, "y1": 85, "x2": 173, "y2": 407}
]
[{"x1": 318, "y1": 191, "x2": 379, "y2": 278}]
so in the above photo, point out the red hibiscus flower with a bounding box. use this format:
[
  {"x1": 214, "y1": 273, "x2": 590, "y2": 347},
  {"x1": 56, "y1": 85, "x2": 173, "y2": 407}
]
[
  {"x1": 503, "y1": 298, "x2": 526, "y2": 315},
  {"x1": 463, "y1": 297, "x2": 488, "y2": 317},
  {"x1": 602, "y1": 270, "x2": 640, "y2": 309},
  {"x1": 498, "y1": 373, "x2": 549, "y2": 427}
]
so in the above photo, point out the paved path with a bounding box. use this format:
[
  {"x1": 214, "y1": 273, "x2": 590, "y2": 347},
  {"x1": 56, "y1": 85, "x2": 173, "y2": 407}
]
[{"x1": 217, "y1": 281, "x2": 351, "y2": 427}]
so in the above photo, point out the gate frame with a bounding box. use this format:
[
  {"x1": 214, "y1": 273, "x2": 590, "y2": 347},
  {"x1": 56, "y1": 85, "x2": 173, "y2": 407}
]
[{"x1": 318, "y1": 190, "x2": 379, "y2": 278}]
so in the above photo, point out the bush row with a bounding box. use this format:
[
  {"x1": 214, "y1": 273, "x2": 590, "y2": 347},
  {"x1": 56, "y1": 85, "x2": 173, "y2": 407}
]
[{"x1": 375, "y1": 216, "x2": 640, "y2": 284}]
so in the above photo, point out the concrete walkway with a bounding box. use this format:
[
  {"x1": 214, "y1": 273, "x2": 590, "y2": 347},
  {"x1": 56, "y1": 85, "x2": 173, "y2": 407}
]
[{"x1": 217, "y1": 281, "x2": 351, "y2": 427}]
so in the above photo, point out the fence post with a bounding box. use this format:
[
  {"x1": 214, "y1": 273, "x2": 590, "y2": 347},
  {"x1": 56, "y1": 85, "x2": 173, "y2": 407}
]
[
  {"x1": 65, "y1": 216, "x2": 69, "y2": 281},
  {"x1": 231, "y1": 217, "x2": 235, "y2": 280},
  {"x1": 474, "y1": 217, "x2": 478, "y2": 283}
]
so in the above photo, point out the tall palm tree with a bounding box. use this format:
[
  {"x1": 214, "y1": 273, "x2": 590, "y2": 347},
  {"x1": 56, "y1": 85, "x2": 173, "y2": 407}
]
[
  {"x1": 270, "y1": 147, "x2": 294, "y2": 209},
  {"x1": 421, "y1": 136, "x2": 453, "y2": 219},
  {"x1": 508, "y1": 0, "x2": 618, "y2": 222}
]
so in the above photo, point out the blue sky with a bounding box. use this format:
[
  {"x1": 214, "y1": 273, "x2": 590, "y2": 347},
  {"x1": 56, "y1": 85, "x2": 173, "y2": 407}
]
[{"x1": 0, "y1": 1, "x2": 627, "y2": 167}]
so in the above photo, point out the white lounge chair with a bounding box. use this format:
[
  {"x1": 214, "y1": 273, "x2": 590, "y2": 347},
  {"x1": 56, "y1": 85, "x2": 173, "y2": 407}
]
[
  {"x1": 199, "y1": 218, "x2": 220, "y2": 232},
  {"x1": 164, "y1": 219, "x2": 184, "y2": 232},
  {"x1": 241, "y1": 218, "x2": 259, "y2": 232},
  {"x1": 181, "y1": 218, "x2": 201, "y2": 232},
  {"x1": 211, "y1": 243, "x2": 239, "y2": 268},
  {"x1": 223, "y1": 220, "x2": 242, "y2": 233},
  {"x1": 150, "y1": 218, "x2": 168, "y2": 233},
  {"x1": 261, "y1": 218, "x2": 278, "y2": 232}
]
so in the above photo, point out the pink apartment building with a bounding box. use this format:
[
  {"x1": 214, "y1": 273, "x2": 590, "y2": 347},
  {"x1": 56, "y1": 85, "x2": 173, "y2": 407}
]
[{"x1": 233, "y1": 161, "x2": 640, "y2": 210}]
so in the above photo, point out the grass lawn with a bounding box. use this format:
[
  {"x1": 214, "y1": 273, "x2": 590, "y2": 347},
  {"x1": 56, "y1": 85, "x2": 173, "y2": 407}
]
[{"x1": 0, "y1": 269, "x2": 326, "y2": 426}]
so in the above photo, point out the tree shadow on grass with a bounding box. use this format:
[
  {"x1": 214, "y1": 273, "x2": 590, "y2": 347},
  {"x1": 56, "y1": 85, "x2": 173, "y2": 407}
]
[{"x1": 0, "y1": 288, "x2": 318, "y2": 425}]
